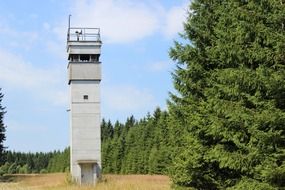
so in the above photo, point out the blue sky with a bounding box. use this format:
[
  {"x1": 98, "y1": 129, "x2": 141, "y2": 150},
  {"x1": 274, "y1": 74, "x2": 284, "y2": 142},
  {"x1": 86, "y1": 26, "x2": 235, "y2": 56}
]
[{"x1": 0, "y1": 0, "x2": 188, "y2": 152}]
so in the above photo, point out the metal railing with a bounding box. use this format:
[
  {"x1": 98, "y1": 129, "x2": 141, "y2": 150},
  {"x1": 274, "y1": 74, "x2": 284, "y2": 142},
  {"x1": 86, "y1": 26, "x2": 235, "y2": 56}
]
[{"x1": 67, "y1": 27, "x2": 101, "y2": 42}]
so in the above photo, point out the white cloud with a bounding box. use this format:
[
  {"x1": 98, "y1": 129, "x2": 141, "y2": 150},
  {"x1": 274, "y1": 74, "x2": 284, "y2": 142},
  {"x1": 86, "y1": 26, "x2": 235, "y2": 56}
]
[
  {"x1": 102, "y1": 84, "x2": 155, "y2": 111},
  {"x1": 147, "y1": 61, "x2": 172, "y2": 72},
  {"x1": 0, "y1": 18, "x2": 39, "y2": 50},
  {"x1": 0, "y1": 26, "x2": 39, "y2": 51},
  {"x1": 46, "y1": 40, "x2": 66, "y2": 59},
  {"x1": 67, "y1": 0, "x2": 188, "y2": 44},
  {"x1": 163, "y1": 2, "x2": 188, "y2": 37},
  {"x1": 42, "y1": 20, "x2": 68, "y2": 59},
  {"x1": 0, "y1": 50, "x2": 56, "y2": 87},
  {"x1": 9, "y1": 31, "x2": 39, "y2": 50},
  {"x1": 0, "y1": 49, "x2": 68, "y2": 106},
  {"x1": 70, "y1": 0, "x2": 160, "y2": 43}
]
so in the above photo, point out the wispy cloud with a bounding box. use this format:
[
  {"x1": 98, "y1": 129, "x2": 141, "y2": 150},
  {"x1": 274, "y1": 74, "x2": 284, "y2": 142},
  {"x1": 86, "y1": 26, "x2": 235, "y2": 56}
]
[
  {"x1": 162, "y1": 2, "x2": 188, "y2": 37},
  {"x1": 0, "y1": 16, "x2": 40, "y2": 50},
  {"x1": 67, "y1": 0, "x2": 188, "y2": 44},
  {"x1": 46, "y1": 40, "x2": 66, "y2": 59},
  {"x1": 1, "y1": 29, "x2": 39, "y2": 51},
  {"x1": 102, "y1": 84, "x2": 155, "y2": 112},
  {"x1": 70, "y1": 0, "x2": 159, "y2": 43},
  {"x1": 0, "y1": 49, "x2": 68, "y2": 106},
  {"x1": 147, "y1": 61, "x2": 172, "y2": 72}
]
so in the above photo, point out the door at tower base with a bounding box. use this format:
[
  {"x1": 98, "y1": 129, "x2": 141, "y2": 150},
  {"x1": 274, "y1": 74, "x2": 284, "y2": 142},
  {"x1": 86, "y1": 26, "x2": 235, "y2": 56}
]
[{"x1": 76, "y1": 161, "x2": 101, "y2": 185}]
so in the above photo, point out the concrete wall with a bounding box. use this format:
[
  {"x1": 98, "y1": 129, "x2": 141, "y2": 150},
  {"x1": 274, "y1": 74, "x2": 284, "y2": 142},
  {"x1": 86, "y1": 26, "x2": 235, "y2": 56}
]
[
  {"x1": 68, "y1": 63, "x2": 101, "y2": 83},
  {"x1": 67, "y1": 41, "x2": 101, "y2": 55},
  {"x1": 67, "y1": 38, "x2": 102, "y2": 184},
  {"x1": 70, "y1": 81, "x2": 101, "y2": 183}
]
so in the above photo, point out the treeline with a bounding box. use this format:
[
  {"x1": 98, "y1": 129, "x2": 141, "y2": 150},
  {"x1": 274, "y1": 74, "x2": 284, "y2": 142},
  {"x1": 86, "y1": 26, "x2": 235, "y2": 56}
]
[
  {"x1": 0, "y1": 108, "x2": 173, "y2": 175},
  {"x1": 0, "y1": 147, "x2": 69, "y2": 174},
  {"x1": 101, "y1": 107, "x2": 173, "y2": 174}
]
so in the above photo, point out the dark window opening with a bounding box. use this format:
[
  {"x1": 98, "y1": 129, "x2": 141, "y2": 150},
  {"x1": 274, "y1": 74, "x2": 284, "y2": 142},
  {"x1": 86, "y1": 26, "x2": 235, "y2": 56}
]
[
  {"x1": 70, "y1": 54, "x2": 100, "y2": 62},
  {"x1": 90, "y1": 55, "x2": 99, "y2": 62},
  {"x1": 80, "y1": 55, "x2": 90, "y2": 62},
  {"x1": 70, "y1": 54, "x2": 79, "y2": 62},
  {"x1": 83, "y1": 95, "x2": 88, "y2": 100}
]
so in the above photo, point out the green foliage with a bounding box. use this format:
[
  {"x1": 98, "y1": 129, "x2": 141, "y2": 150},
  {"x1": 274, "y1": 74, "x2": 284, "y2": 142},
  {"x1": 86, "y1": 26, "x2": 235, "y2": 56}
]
[
  {"x1": 0, "y1": 148, "x2": 70, "y2": 174},
  {"x1": 227, "y1": 178, "x2": 278, "y2": 190},
  {"x1": 0, "y1": 109, "x2": 172, "y2": 176},
  {"x1": 7, "y1": 163, "x2": 17, "y2": 174},
  {"x1": 101, "y1": 119, "x2": 114, "y2": 141},
  {"x1": 101, "y1": 108, "x2": 172, "y2": 175},
  {"x1": 65, "y1": 172, "x2": 75, "y2": 185},
  {"x1": 47, "y1": 147, "x2": 70, "y2": 173},
  {"x1": 169, "y1": 0, "x2": 285, "y2": 189},
  {"x1": 40, "y1": 169, "x2": 47, "y2": 174},
  {"x1": 0, "y1": 89, "x2": 6, "y2": 164},
  {"x1": 0, "y1": 162, "x2": 10, "y2": 175},
  {"x1": 18, "y1": 164, "x2": 29, "y2": 174}
]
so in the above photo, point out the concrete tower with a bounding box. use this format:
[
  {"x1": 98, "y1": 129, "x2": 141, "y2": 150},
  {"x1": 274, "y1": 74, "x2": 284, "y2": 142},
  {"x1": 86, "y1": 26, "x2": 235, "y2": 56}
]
[{"x1": 67, "y1": 26, "x2": 102, "y2": 185}]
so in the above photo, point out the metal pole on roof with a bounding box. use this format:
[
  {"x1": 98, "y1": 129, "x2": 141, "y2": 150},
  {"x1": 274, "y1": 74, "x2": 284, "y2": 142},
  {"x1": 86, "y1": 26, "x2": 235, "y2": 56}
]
[
  {"x1": 68, "y1": 14, "x2": 72, "y2": 29},
  {"x1": 67, "y1": 14, "x2": 72, "y2": 41}
]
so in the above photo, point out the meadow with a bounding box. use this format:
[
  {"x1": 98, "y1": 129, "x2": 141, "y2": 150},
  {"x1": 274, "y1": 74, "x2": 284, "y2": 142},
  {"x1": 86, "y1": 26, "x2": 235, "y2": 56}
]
[{"x1": 0, "y1": 173, "x2": 171, "y2": 190}]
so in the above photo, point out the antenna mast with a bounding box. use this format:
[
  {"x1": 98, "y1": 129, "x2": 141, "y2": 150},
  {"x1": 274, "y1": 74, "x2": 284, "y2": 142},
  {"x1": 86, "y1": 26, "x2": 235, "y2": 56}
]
[
  {"x1": 69, "y1": 14, "x2": 72, "y2": 29},
  {"x1": 67, "y1": 14, "x2": 72, "y2": 42}
]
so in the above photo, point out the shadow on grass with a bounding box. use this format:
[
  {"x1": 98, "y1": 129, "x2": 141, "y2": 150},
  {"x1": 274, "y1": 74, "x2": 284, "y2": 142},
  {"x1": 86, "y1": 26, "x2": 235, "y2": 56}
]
[{"x1": 0, "y1": 175, "x2": 19, "y2": 183}]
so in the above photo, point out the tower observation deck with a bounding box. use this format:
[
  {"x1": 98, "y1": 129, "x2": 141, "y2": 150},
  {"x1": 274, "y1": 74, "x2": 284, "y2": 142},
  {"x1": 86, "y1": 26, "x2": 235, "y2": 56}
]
[{"x1": 67, "y1": 27, "x2": 101, "y2": 42}]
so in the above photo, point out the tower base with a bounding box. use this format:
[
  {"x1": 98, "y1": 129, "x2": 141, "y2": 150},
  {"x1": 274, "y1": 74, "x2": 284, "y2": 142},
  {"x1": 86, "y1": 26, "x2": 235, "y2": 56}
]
[{"x1": 73, "y1": 160, "x2": 101, "y2": 185}]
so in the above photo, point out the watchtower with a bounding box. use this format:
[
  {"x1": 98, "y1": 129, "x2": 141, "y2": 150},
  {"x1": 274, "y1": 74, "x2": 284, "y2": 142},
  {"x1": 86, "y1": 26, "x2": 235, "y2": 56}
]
[{"x1": 67, "y1": 26, "x2": 102, "y2": 185}]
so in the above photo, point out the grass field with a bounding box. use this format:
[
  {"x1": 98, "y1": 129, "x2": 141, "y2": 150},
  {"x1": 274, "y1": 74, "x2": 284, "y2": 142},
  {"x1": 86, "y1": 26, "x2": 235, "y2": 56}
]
[{"x1": 0, "y1": 173, "x2": 171, "y2": 190}]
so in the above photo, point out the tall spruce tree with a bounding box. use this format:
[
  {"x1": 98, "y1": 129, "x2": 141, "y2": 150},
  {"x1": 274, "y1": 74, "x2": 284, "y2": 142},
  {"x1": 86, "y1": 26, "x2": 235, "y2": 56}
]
[
  {"x1": 0, "y1": 89, "x2": 6, "y2": 164},
  {"x1": 169, "y1": 0, "x2": 285, "y2": 189}
]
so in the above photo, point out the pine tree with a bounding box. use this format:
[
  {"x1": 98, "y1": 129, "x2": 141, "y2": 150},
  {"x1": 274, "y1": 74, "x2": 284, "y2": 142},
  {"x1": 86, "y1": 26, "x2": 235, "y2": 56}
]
[
  {"x1": 169, "y1": 0, "x2": 285, "y2": 189},
  {"x1": 101, "y1": 119, "x2": 114, "y2": 142},
  {"x1": 0, "y1": 89, "x2": 6, "y2": 164}
]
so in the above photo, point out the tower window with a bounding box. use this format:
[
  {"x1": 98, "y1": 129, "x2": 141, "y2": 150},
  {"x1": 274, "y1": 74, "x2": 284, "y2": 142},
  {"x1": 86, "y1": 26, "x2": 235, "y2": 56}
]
[
  {"x1": 83, "y1": 95, "x2": 88, "y2": 100},
  {"x1": 80, "y1": 55, "x2": 90, "y2": 62},
  {"x1": 70, "y1": 54, "x2": 79, "y2": 62},
  {"x1": 90, "y1": 55, "x2": 99, "y2": 62}
]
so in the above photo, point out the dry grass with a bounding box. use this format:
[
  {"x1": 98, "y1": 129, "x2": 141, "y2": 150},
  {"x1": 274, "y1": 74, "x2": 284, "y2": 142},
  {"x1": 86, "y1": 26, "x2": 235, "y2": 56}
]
[{"x1": 0, "y1": 173, "x2": 171, "y2": 190}]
